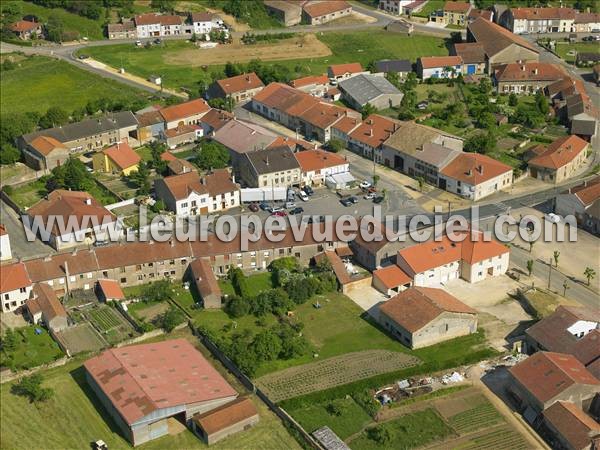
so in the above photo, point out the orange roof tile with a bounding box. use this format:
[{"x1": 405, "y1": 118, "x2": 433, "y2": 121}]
[
  {"x1": 193, "y1": 397, "x2": 257, "y2": 435},
  {"x1": 494, "y1": 62, "x2": 566, "y2": 82},
  {"x1": 571, "y1": 177, "x2": 600, "y2": 206},
  {"x1": 216, "y1": 72, "x2": 264, "y2": 95},
  {"x1": 200, "y1": 108, "x2": 234, "y2": 132},
  {"x1": 295, "y1": 149, "x2": 347, "y2": 172},
  {"x1": 543, "y1": 401, "x2": 600, "y2": 450},
  {"x1": 164, "y1": 124, "x2": 201, "y2": 138},
  {"x1": 529, "y1": 135, "x2": 589, "y2": 170},
  {"x1": 440, "y1": 153, "x2": 512, "y2": 185},
  {"x1": 102, "y1": 141, "x2": 141, "y2": 170},
  {"x1": 349, "y1": 114, "x2": 400, "y2": 149},
  {"x1": 159, "y1": 99, "x2": 210, "y2": 123},
  {"x1": 0, "y1": 262, "x2": 31, "y2": 293},
  {"x1": 303, "y1": 1, "x2": 350, "y2": 18},
  {"x1": 29, "y1": 136, "x2": 67, "y2": 156},
  {"x1": 332, "y1": 116, "x2": 361, "y2": 134},
  {"x1": 420, "y1": 56, "x2": 463, "y2": 69},
  {"x1": 160, "y1": 151, "x2": 178, "y2": 162},
  {"x1": 397, "y1": 235, "x2": 462, "y2": 274},
  {"x1": 290, "y1": 74, "x2": 329, "y2": 88},
  {"x1": 10, "y1": 20, "x2": 39, "y2": 32},
  {"x1": 460, "y1": 230, "x2": 509, "y2": 264},
  {"x1": 189, "y1": 258, "x2": 221, "y2": 300},
  {"x1": 510, "y1": 352, "x2": 600, "y2": 404},
  {"x1": 0, "y1": 224, "x2": 6, "y2": 236},
  {"x1": 380, "y1": 287, "x2": 476, "y2": 332},
  {"x1": 328, "y1": 62, "x2": 364, "y2": 77},
  {"x1": 97, "y1": 279, "x2": 125, "y2": 300},
  {"x1": 511, "y1": 7, "x2": 576, "y2": 20},
  {"x1": 373, "y1": 265, "x2": 411, "y2": 289},
  {"x1": 298, "y1": 103, "x2": 348, "y2": 129},
  {"x1": 158, "y1": 169, "x2": 238, "y2": 201},
  {"x1": 27, "y1": 282, "x2": 67, "y2": 321},
  {"x1": 444, "y1": 1, "x2": 471, "y2": 13}
]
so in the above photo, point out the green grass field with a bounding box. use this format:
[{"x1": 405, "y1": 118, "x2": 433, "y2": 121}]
[
  {"x1": 218, "y1": 271, "x2": 274, "y2": 297},
  {"x1": 0, "y1": 326, "x2": 64, "y2": 371},
  {"x1": 0, "y1": 54, "x2": 149, "y2": 116},
  {"x1": 349, "y1": 408, "x2": 454, "y2": 449},
  {"x1": 554, "y1": 42, "x2": 600, "y2": 64},
  {"x1": 80, "y1": 31, "x2": 448, "y2": 89},
  {"x1": 0, "y1": 339, "x2": 300, "y2": 450}
]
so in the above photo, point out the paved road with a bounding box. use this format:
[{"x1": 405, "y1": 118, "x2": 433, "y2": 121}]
[{"x1": 0, "y1": 200, "x2": 55, "y2": 260}]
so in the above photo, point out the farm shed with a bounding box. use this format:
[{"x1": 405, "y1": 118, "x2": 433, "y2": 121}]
[{"x1": 191, "y1": 397, "x2": 259, "y2": 445}]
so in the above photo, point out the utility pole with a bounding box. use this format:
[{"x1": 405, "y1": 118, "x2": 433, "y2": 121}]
[{"x1": 547, "y1": 258, "x2": 552, "y2": 290}]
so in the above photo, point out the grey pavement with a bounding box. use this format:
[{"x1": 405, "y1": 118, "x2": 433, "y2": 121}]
[{"x1": 0, "y1": 200, "x2": 54, "y2": 260}]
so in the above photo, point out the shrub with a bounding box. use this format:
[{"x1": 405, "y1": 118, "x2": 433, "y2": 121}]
[
  {"x1": 224, "y1": 295, "x2": 250, "y2": 318},
  {"x1": 11, "y1": 374, "x2": 53, "y2": 403}
]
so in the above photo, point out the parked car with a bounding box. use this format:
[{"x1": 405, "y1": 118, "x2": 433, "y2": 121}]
[
  {"x1": 373, "y1": 196, "x2": 385, "y2": 204},
  {"x1": 248, "y1": 203, "x2": 259, "y2": 212},
  {"x1": 259, "y1": 202, "x2": 270, "y2": 211},
  {"x1": 359, "y1": 180, "x2": 372, "y2": 189},
  {"x1": 340, "y1": 198, "x2": 353, "y2": 207},
  {"x1": 271, "y1": 206, "x2": 284, "y2": 213},
  {"x1": 364, "y1": 192, "x2": 376, "y2": 200},
  {"x1": 287, "y1": 188, "x2": 295, "y2": 202},
  {"x1": 349, "y1": 196, "x2": 358, "y2": 204},
  {"x1": 272, "y1": 210, "x2": 287, "y2": 217},
  {"x1": 78, "y1": 54, "x2": 90, "y2": 60},
  {"x1": 135, "y1": 40, "x2": 142, "y2": 46},
  {"x1": 289, "y1": 207, "x2": 304, "y2": 215},
  {"x1": 302, "y1": 185, "x2": 314, "y2": 196},
  {"x1": 285, "y1": 201, "x2": 296, "y2": 209},
  {"x1": 298, "y1": 190, "x2": 309, "y2": 202}
]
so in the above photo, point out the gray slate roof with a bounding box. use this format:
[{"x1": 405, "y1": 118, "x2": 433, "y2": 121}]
[
  {"x1": 245, "y1": 146, "x2": 299, "y2": 175},
  {"x1": 375, "y1": 59, "x2": 412, "y2": 74},
  {"x1": 338, "y1": 74, "x2": 403, "y2": 107},
  {"x1": 22, "y1": 111, "x2": 138, "y2": 145},
  {"x1": 571, "y1": 115, "x2": 598, "y2": 137}
]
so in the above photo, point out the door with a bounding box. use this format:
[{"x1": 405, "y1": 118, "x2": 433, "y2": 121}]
[
  {"x1": 438, "y1": 178, "x2": 447, "y2": 190},
  {"x1": 394, "y1": 155, "x2": 404, "y2": 171},
  {"x1": 467, "y1": 64, "x2": 476, "y2": 75}
]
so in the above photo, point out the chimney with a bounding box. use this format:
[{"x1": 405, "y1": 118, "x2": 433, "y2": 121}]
[
  {"x1": 368, "y1": 128, "x2": 374, "y2": 137},
  {"x1": 467, "y1": 169, "x2": 473, "y2": 176},
  {"x1": 478, "y1": 165, "x2": 484, "y2": 174},
  {"x1": 265, "y1": 156, "x2": 269, "y2": 166},
  {"x1": 533, "y1": 68, "x2": 538, "y2": 75},
  {"x1": 521, "y1": 65, "x2": 526, "y2": 72},
  {"x1": 201, "y1": 177, "x2": 206, "y2": 185},
  {"x1": 85, "y1": 198, "x2": 92, "y2": 205}
]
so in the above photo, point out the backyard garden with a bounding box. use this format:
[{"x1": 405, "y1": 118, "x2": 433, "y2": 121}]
[{"x1": 0, "y1": 325, "x2": 64, "y2": 371}]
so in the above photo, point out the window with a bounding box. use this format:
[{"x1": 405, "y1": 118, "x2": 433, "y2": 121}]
[
  {"x1": 4, "y1": 294, "x2": 8, "y2": 300},
  {"x1": 19, "y1": 287, "x2": 27, "y2": 293},
  {"x1": 120, "y1": 277, "x2": 126, "y2": 283}
]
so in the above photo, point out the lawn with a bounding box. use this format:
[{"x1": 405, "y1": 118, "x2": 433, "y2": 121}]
[
  {"x1": 349, "y1": 408, "x2": 454, "y2": 449},
  {"x1": 0, "y1": 335, "x2": 301, "y2": 450},
  {"x1": 0, "y1": 54, "x2": 150, "y2": 116},
  {"x1": 289, "y1": 397, "x2": 372, "y2": 440},
  {"x1": 218, "y1": 271, "x2": 274, "y2": 298},
  {"x1": 80, "y1": 31, "x2": 448, "y2": 89},
  {"x1": 554, "y1": 42, "x2": 600, "y2": 64},
  {"x1": 0, "y1": 326, "x2": 64, "y2": 371}
]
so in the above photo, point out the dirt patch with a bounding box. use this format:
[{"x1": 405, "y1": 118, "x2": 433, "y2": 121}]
[
  {"x1": 55, "y1": 323, "x2": 106, "y2": 355},
  {"x1": 322, "y1": 11, "x2": 377, "y2": 26},
  {"x1": 163, "y1": 33, "x2": 331, "y2": 66},
  {"x1": 134, "y1": 302, "x2": 169, "y2": 321},
  {"x1": 435, "y1": 392, "x2": 486, "y2": 419},
  {"x1": 255, "y1": 350, "x2": 420, "y2": 402}
]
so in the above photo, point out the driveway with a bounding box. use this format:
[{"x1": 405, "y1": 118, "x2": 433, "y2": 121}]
[
  {"x1": 344, "y1": 284, "x2": 387, "y2": 319},
  {"x1": 1, "y1": 200, "x2": 55, "y2": 260}
]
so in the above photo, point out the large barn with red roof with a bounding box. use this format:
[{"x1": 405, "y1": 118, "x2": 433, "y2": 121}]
[{"x1": 84, "y1": 339, "x2": 238, "y2": 446}]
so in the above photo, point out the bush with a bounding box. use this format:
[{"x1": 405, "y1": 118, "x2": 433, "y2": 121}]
[
  {"x1": 224, "y1": 295, "x2": 250, "y2": 318},
  {"x1": 352, "y1": 389, "x2": 380, "y2": 418},
  {"x1": 228, "y1": 267, "x2": 250, "y2": 298},
  {"x1": 11, "y1": 374, "x2": 53, "y2": 403},
  {"x1": 156, "y1": 305, "x2": 185, "y2": 332}
]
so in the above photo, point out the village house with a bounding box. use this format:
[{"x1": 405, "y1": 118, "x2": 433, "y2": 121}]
[
  {"x1": 295, "y1": 148, "x2": 349, "y2": 186},
  {"x1": 374, "y1": 59, "x2": 412, "y2": 78},
  {"x1": 85, "y1": 339, "x2": 240, "y2": 446},
  {"x1": 302, "y1": 1, "x2": 352, "y2": 25},
  {"x1": 573, "y1": 12, "x2": 600, "y2": 33},
  {"x1": 0, "y1": 225, "x2": 12, "y2": 262},
  {"x1": 555, "y1": 177, "x2": 600, "y2": 236},
  {"x1": 264, "y1": 0, "x2": 303, "y2": 26},
  {"x1": 378, "y1": 0, "x2": 419, "y2": 16},
  {"x1": 330, "y1": 116, "x2": 361, "y2": 145},
  {"x1": 25, "y1": 282, "x2": 69, "y2": 333},
  {"x1": 252, "y1": 82, "x2": 318, "y2": 131},
  {"x1": 289, "y1": 74, "x2": 330, "y2": 97},
  {"x1": 451, "y1": 43, "x2": 487, "y2": 75},
  {"x1": 379, "y1": 286, "x2": 477, "y2": 349},
  {"x1": 493, "y1": 62, "x2": 566, "y2": 95},
  {"x1": 509, "y1": 352, "x2": 600, "y2": 414},
  {"x1": 542, "y1": 401, "x2": 600, "y2": 450},
  {"x1": 524, "y1": 305, "x2": 600, "y2": 378},
  {"x1": 239, "y1": 146, "x2": 302, "y2": 188},
  {"x1": 528, "y1": 135, "x2": 589, "y2": 184},
  {"x1": 198, "y1": 108, "x2": 234, "y2": 136},
  {"x1": 154, "y1": 169, "x2": 240, "y2": 216},
  {"x1": 159, "y1": 98, "x2": 211, "y2": 130},
  {"x1": 327, "y1": 63, "x2": 367, "y2": 82},
  {"x1": 26, "y1": 190, "x2": 122, "y2": 251},
  {"x1": 107, "y1": 20, "x2": 137, "y2": 39},
  {"x1": 9, "y1": 20, "x2": 43, "y2": 40},
  {"x1": 92, "y1": 140, "x2": 141, "y2": 176},
  {"x1": 372, "y1": 264, "x2": 412, "y2": 297},
  {"x1": 96, "y1": 279, "x2": 126, "y2": 303},
  {"x1": 347, "y1": 114, "x2": 401, "y2": 164},
  {"x1": 166, "y1": 158, "x2": 196, "y2": 176},
  {"x1": 192, "y1": 397, "x2": 259, "y2": 445},
  {"x1": 206, "y1": 72, "x2": 265, "y2": 104},
  {"x1": 506, "y1": 7, "x2": 576, "y2": 34},
  {"x1": 134, "y1": 109, "x2": 165, "y2": 144},
  {"x1": 162, "y1": 124, "x2": 203, "y2": 149},
  {"x1": 430, "y1": 1, "x2": 472, "y2": 27},
  {"x1": 338, "y1": 73, "x2": 404, "y2": 110},
  {"x1": 439, "y1": 153, "x2": 513, "y2": 201},
  {"x1": 21, "y1": 135, "x2": 70, "y2": 171},
  {"x1": 297, "y1": 102, "x2": 361, "y2": 142},
  {"x1": 467, "y1": 9, "x2": 493, "y2": 23},
  {"x1": 0, "y1": 262, "x2": 33, "y2": 313},
  {"x1": 187, "y1": 258, "x2": 222, "y2": 309},
  {"x1": 190, "y1": 12, "x2": 223, "y2": 35},
  {"x1": 19, "y1": 111, "x2": 139, "y2": 155},
  {"x1": 417, "y1": 56, "x2": 463, "y2": 80},
  {"x1": 467, "y1": 17, "x2": 539, "y2": 72},
  {"x1": 134, "y1": 13, "x2": 184, "y2": 38}
]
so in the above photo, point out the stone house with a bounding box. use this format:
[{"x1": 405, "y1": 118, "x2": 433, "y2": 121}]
[
  {"x1": 0, "y1": 262, "x2": 33, "y2": 313},
  {"x1": 25, "y1": 282, "x2": 69, "y2": 332},
  {"x1": 528, "y1": 135, "x2": 589, "y2": 184},
  {"x1": 187, "y1": 258, "x2": 222, "y2": 309},
  {"x1": 493, "y1": 62, "x2": 566, "y2": 95},
  {"x1": 506, "y1": 7, "x2": 576, "y2": 34},
  {"x1": 302, "y1": 1, "x2": 352, "y2": 25},
  {"x1": 555, "y1": 177, "x2": 600, "y2": 236},
  {"x1": 9, "y1": 20, "x2": 43, "y2": 39},
  {"x1": 159, "y1": 98, "x2": 211, "y2": 130},
  {"x1": 240, "y1": 146, "x2": 301, "y2": 188},
  {"x1": 21, "y1": 135, "x2": 69, "y2": 171},
  {"x1": 206, "y1": 72, "x2": 265, "y2": 104}
]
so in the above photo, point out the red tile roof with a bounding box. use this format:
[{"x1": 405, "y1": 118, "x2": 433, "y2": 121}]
[
  {"x1": 510, "y1": 352, "x2": 600, "y2": 404},
  {"x1": 468, "y1": 9, "x2": 492, "y2": 21},
  {"x1": 543, "y1": 401, "x2": 600, "y2": 450},
  {"x1": 160, "y1": 151, "x2": 178, "y2": 162},
  {"x1": 468, "y1": 17, "x2": 538, "y2": 57},
  {"x1": 253, "y1": 83, "x2": 320, "y2": 117},
  {"x1": 102, "y1": 141, "x2": 141, "y2": 170},
  {"x1": 420, "y1": 56, "x2": 463, "y2": 69},
  {"x1": 349, "y1": 114, "x2": 400, "y2": 149},
  {"x1": 0, "y1": 224, "x2": 6, "y2": 236},
  {"x1": 397, "y1": 235, "x2": 462, "y2": 274},
  {"x1": 298, "y1": 102, "x2": 349, "y2": 130},
  {"x1": 440, "y1": 153, "x2": 512, "y2": 185},
  {"x1": 444, "y1": 1, "x2": 471, "y2": 13},
  {"x1": 529, "y1": 135, "x2": 589, "y2": 170},
  {"x1": 216, "y1": 72, "x2": 264, "y2": 95},
  {"x1": 494, "y1": 62, "x2": 566, "y2": 82},
  {"x1": 84, "y1": 339, "x2": 237, "y2": 425},
  {"x1": 289, "y1": 74, "x2": 329, "y2": 88},
  {"x1": 0, "y1": 262, "x2": 31, "y2": 294},
  {"x1": 571, "y1": 177, "x2": 600, "y2": 206},
  {"x1": 511, "y1": 7, "x2": 576, "y2": 21},
  {"x1": 159, "y1": 98, "x2": 210, "y2": 123},
  {"x1": 189, "y1": 258, "x2": 221, "y2": 300},
  {"x1": 97, "y1": 279, "x2": 125, "y2": 300},
  {"x1": 164, "y1": 124, "x2": 201, "y2": 138},
  {"x1": 303, "y1": 0, "x2": 350, "y2": 18},
  {"x1": 27, "y1": 282, "x2": 67, "y2": 321},
  {"x1": 294, "y1": 149, "x2": 347, "y2": 173},
  {"x1": 10, "y1": 20, "x2": 40, "y2": 32},
  {"x1": 331, "y1": 116, "x2": 361, "y2": 134},
  {"x1": 200, "y1": 108, "x2": 234, "y2": 132},
  {"x1": 29, "y1": 136, "x2": 67, "y2": 156},
  {"x1": 158, "y1": 169, "x2": 238, "y2": 201},
  {"x1": 328, "y1": 63, "x2": 364, "y2": 77},
  {"x1": 193, "y1": 397, "x2": 257, "y2": 435},
  {"x1": 134, "y1": 13, "x2": 182, "y2": 26},
  {"x1": 373, "y1": 265, "x2": 411, "y2": 289},
  {"x1": 460, "y1": 230, "x2": 509, "y2": 265},
  {"x1": 380, "y1": 287, "x2": 476, "y2": 332}
]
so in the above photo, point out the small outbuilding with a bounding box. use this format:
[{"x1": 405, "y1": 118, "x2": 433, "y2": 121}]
[
  {"x1": 96, "y1": 279, "x2": 125, "y2": 303},
  {"x1": 192, "y1": 397, "x2": 259, "y2": 445}
]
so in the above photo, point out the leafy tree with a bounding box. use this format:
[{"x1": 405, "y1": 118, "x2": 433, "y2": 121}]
[
  {"x1": 361, "y1": 103, "x2": 377, "y2": 119},
  {"x1": 0, "y1": 144, "x2": 20, "y2": 165},
  {"x1": 228, "y1": 267, "x2": 250, "y2": 298},
  {"x1": 368, "y1": 426, "x2": 393, "y2": 445},
  {"x1": 1, "y1": 328, "x2": 18, "y2": 352},
  {"x1": 584, "y1": 267, "x2": 596, "y2": 286},
  {"x1": 207, "y1": 97, "x2": 234, "y2": 112},
  {"x1": 11, "y1": 374, "x2": 53, "y2": 403},
  {"x1": 150, "y1": 0, "x2": 175, "y2": 12},
  {"x1": 416, "y1": 176, "x2": 425, "y2": 192},
  {"x1": 464, "y1": 131, "x2": 496, "y2": 154},
  {"x1": 562, "y1": 279, "x2": 570, "y2": 297},
  {"x1": 326, "y1": 139, "x2": 345, "y2": 153},
  {"x1": 195, "y1": 141, "x2": 230, "y2": 170},
  {"x1": 400, "y1": 89, "x2": 417, "y2": 110},
  {"x1": 131, "y1": 161, "x2": 151, "y2": 195},
  {"x1": 278, "y1": 324, "x2": 308, "y2": 359},
  {"x1": 157, "y1": 305, "x2": 185, "y2": 332},
  {"x1": 224, "y1": 295, "x2": 250, "y2": 318},
  {"x1": 224, "y1": 61, "x2": 242, "y2": 77},
  {"x1": 450, "y1": 31, "x2": 462, "y2": 43},
  {"x1": 326, "y1": 399, "x2": 346, "y2": 416},
  {"x1": 140, "y1": 279, "x2": 172, "y2": 303},
  {"x1": 403, "y1": 72, "x2": 417, "y2": 91},
  {"x1": 285, "y1": 275, "x2": 320, "y2": 304},
  {"x1": 527, "y1": 259, "x2": 534, "y2": 277},
  {"x1": 252, "y1": 329, "x2": 282, "y2": 362},
  {"x1": 45, "y1": 13, "x2": 64, "y2": 42},
  {"x1": 228, "y1": 330, "x2": 259, "y2": 376},
  {"x1": 39, "y1": 106, "x2": 69, "y2": 129},
  {"x1": 385, "y1": 71, "x2": 401, "y2": 89},
  {"x1": 47, "y1": 157, "x2": 94, "y2": 192},
  {"x1": 508, "y1": 93, "x2": 518, "y2": 107}
]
